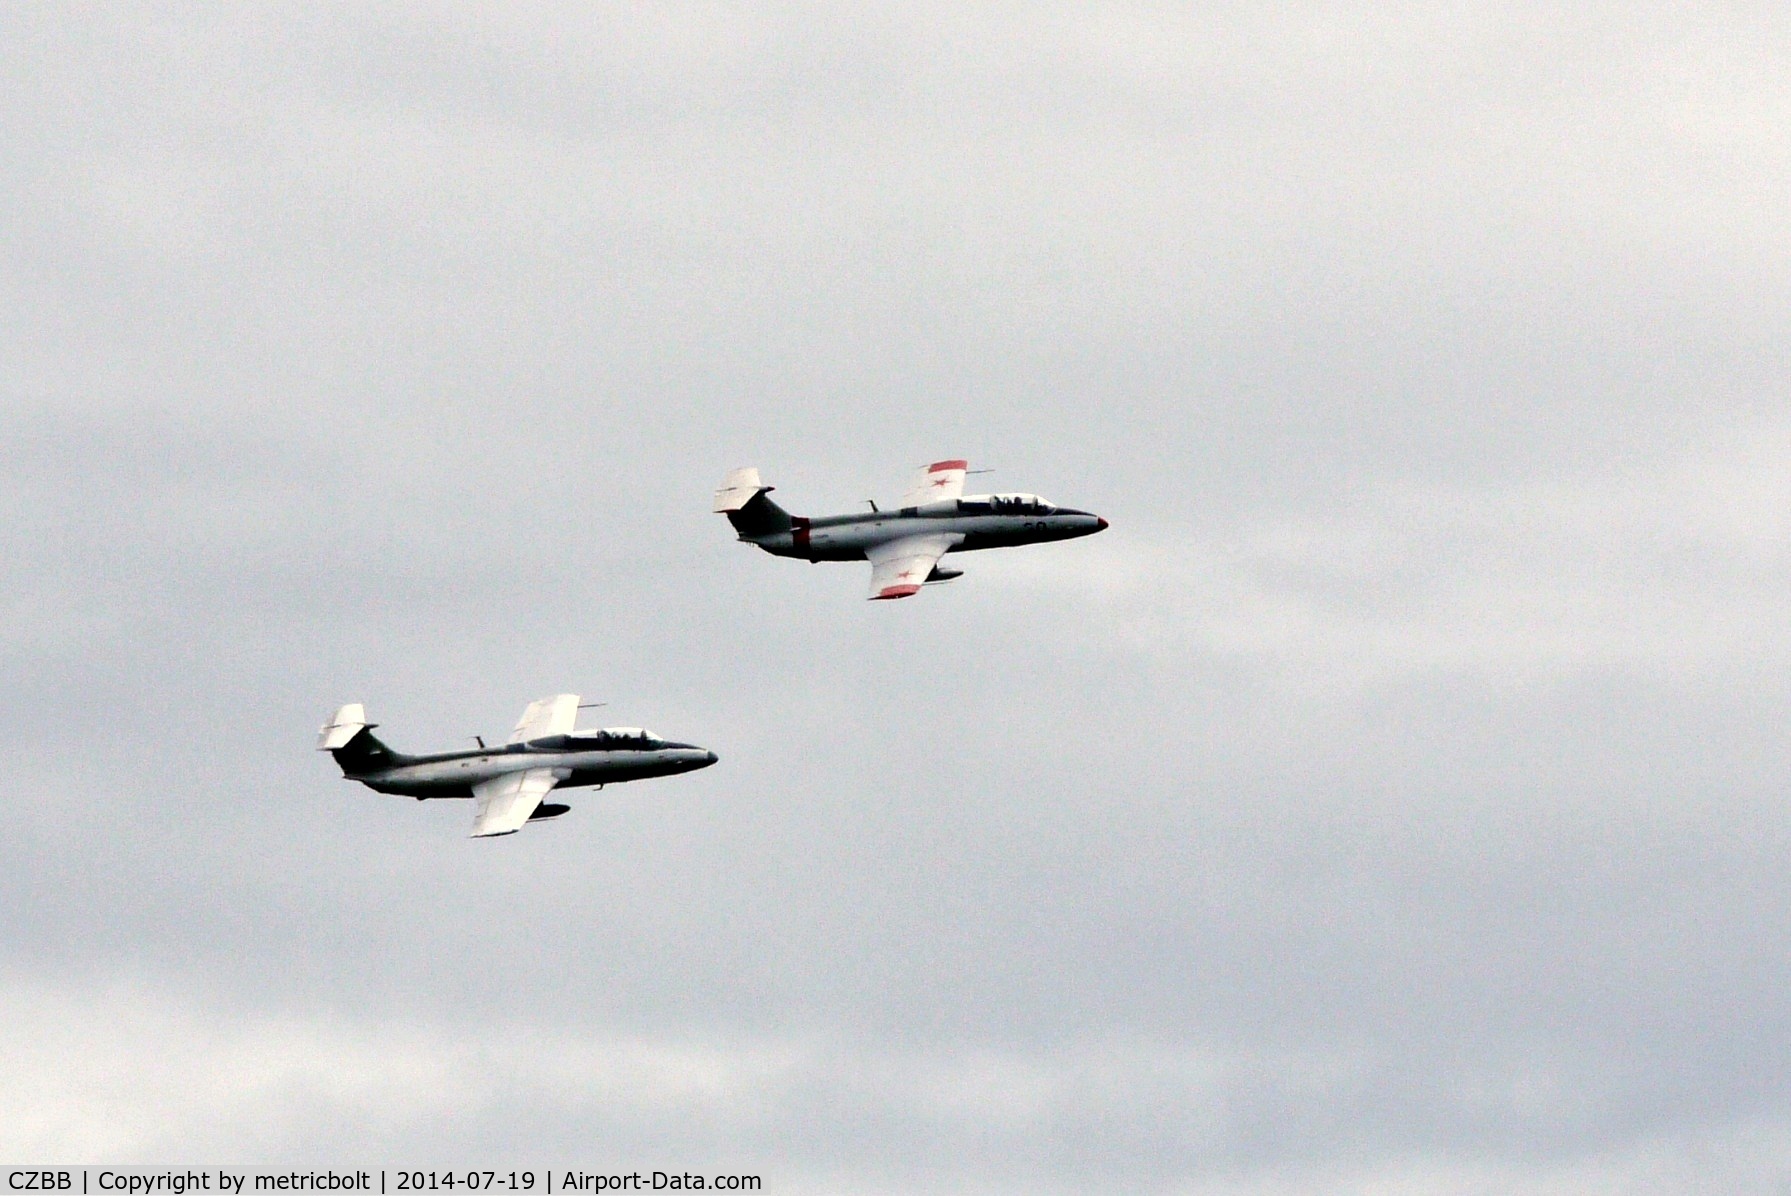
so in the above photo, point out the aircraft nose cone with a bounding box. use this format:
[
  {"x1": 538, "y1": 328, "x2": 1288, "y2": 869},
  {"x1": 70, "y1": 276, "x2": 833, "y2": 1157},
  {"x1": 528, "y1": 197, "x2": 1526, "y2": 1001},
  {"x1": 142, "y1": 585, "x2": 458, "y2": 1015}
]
[
  {"x1": 1095, "y1": 517, "x2": 1109, "y2": 531},
  {"x1": 701, "y1": 749, "x2": 718, "y2": 767}
]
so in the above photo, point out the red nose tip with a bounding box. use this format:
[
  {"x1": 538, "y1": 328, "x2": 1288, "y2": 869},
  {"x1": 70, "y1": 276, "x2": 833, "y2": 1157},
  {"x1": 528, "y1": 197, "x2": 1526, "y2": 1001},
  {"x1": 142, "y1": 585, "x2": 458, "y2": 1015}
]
[{"x1": 1096, "y1": 517, "x2": 1109, "y2": 530}]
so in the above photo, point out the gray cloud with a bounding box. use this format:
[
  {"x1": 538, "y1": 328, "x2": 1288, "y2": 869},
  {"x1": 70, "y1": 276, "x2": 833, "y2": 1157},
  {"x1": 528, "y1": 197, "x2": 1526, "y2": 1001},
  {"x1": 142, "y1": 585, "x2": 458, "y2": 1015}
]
[{"x1": 3, "y1": 3, "x2": 1789, "y2": 1191}]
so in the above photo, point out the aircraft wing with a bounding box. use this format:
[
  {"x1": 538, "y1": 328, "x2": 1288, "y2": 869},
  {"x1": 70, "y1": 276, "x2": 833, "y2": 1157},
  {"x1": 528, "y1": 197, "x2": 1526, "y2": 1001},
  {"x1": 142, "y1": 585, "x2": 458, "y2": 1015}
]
[
  {"x1": 866, "y1": 533, "x2": 963, "y2": 600},
  {"x1": 470, "y1": 767, "x2": 560, "y2": 838},
  {"x1": 508, "y1": 694, "x2": 579, "y2": 745},
  {"x1": 899, "y1": 459, "x2": 968, "y2": 508}
]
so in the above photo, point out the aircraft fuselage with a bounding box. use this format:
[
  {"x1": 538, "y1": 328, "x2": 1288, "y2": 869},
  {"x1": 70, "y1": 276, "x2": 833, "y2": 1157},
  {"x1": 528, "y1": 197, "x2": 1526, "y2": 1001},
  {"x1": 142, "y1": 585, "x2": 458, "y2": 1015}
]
[
  {"x1": 352, "y1": 740, "x2": 717, "y2": 799},
  {"x1": 746, "y1": 501, "x2": 1108, "y2": 562}
]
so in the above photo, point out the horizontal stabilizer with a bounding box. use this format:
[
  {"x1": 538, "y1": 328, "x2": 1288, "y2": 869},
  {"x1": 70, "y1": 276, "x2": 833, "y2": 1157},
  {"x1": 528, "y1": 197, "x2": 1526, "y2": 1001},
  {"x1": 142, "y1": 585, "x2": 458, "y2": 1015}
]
[
  {"x1": 317, "y1": 703, "x2": 368, "y2": 750},
  {"x1": 713, "y1": 467, "x2": 767, "y2": 512}
]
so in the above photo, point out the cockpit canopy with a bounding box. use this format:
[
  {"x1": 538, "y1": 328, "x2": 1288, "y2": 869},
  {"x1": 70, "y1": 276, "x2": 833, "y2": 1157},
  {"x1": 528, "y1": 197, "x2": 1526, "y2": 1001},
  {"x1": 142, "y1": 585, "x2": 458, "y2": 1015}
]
[
  {"x1": 564, "y1": 727, "x2": 669, "y2": 750},
  {"x1": 958, "y1": 493, "x2": 1057, "y2": 516}
]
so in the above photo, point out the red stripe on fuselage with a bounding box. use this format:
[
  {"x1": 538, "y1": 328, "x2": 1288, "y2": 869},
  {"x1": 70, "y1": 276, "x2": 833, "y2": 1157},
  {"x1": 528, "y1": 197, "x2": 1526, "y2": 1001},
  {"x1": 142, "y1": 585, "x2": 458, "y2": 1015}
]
[{"x1": 792, "y1": 516, "x2": 811, "y2": 550}]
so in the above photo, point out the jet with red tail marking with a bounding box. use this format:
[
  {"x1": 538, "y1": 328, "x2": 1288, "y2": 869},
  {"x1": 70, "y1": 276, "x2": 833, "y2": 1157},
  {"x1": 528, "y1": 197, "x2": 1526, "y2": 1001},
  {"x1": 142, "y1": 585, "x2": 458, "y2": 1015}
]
[{"x1": 713, "y1": 459, "x2": 1108, "y2": 600}]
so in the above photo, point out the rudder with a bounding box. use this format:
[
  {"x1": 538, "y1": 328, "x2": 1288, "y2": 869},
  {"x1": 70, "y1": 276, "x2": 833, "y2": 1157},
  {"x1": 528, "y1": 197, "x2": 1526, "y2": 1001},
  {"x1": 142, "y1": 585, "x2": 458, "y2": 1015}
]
[
  {"x1": 318, "y1": 703, "x2": 405, "y2": 776},
  {"x1": 713, "y1": 466, "x2": 794, "y2": 538}
]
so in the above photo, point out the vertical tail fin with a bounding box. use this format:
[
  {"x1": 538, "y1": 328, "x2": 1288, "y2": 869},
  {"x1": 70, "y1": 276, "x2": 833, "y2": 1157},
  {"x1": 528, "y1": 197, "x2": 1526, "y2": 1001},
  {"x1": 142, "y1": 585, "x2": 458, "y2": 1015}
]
[
  {"x1": 713, "y1": 466, "x2": 794, "y2": 537},
  {"x1": 318, "y1": 704, "x2": 367, "y2": 750},
  {"x1": 318, "y1": 703, "x2": 404, "y2": 775},
  {"x1": 713, "y1": 467, "x2": 766, "y2": 513}
]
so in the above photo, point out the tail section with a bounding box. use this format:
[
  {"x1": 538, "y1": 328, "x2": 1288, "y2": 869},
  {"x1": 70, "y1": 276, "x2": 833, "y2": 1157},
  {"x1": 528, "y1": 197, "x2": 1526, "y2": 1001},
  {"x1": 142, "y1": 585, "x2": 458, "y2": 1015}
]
[
  {"x1": 713, "y1": 466, "x2": 794, "y2": 538},
  {"x1": 318, "y1": 704, "x2": 368, "y2": 750},
  {"x1": 317, "y1": 703, "x2": 405, "y2": 776}
]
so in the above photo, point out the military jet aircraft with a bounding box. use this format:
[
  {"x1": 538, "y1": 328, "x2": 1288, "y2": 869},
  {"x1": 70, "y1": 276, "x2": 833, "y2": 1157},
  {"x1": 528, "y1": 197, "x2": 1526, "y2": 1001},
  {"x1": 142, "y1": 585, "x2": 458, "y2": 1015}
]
[
  {"x1": 713, "y1": 459, "x2": 1108, "y2": 599},
  {"x1": 317, "y1": 694, "x2": 717, "y2": 838}
]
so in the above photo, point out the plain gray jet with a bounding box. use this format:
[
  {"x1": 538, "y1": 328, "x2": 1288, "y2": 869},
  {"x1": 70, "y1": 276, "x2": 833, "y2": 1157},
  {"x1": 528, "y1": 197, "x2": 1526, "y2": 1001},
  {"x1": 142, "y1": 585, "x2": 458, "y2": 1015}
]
[
  {"x1": 714, "y1": 459, "x2": 1108, "y2": 599},
  {"x1": 318, "y1": 694, "x2": 717, "y2": 837}
]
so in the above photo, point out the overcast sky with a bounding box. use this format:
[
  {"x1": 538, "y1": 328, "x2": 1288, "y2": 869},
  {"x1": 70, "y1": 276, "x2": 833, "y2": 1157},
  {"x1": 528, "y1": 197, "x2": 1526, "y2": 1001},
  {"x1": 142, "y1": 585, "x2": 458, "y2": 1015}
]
[{"x1": 4, "y1": 3, "x2": 1790, "y2": 1190}]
